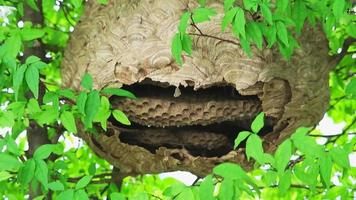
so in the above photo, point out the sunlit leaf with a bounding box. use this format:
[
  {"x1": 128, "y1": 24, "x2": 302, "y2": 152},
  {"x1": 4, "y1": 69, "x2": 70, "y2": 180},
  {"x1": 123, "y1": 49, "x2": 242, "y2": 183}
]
[{"x1": 112, "y1": 110, "x2": 131, "y2": 125}]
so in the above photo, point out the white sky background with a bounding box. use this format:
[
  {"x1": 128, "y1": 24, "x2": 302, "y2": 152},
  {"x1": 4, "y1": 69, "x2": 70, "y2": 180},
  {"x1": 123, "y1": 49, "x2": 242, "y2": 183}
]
[{"x1": 0, "y1": 5, "x2": 355, "y2": 187}]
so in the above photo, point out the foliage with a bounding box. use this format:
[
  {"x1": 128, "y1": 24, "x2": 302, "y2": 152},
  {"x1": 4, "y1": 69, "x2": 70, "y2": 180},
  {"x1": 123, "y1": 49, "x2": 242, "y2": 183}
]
[{"x1": 0, "y1": 0, "x2": 355, "y2": 199}]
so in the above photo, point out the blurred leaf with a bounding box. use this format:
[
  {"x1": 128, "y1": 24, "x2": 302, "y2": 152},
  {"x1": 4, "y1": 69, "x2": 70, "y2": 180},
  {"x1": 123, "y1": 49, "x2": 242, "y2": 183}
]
[
  {"x1": 20, "y1": 28, "x2": 44, "y2": 41},
  {"x1": 276, "y1": 21, "x2": 289, "y2": 47},
  {"x1": 246, "y1": 134, "x2": 264, "y2": 163},
  {"x1": 192, "y1": 7, "x2": 217, "y2": 23},
  {"x1": 182, "y1": 34, "x2": 193, "y2": 56},
  {"x1": 75, "y1": 175, "x2": 93, "y2": 190},
  {"x1": 33, "y1": 144, "x2": 57, "y2": 160},
  {"x1": 74, "y1": 190, "x2": 89, "y2": 200},
  {"x1": 101, "y1": 88, "x2": 136, "y2": 99},
  {"x1": 113, "y1": 110, "x2": 131, "y2": 126},
  {"x1": 179, "y1": 12, "x2": 191, "y2": 34},
  {"x1": 84, "y1": 90, "x2": 100, "y2": 128},
  {"x1": 172, "y1": 33, "x2": 183, "y2": 65},
  {"x1": 234, "y1": 131, "x2": 251, "y2": 149},
  {"x1": 278, "y1": 169, "x2": 291, "y2": 196},
  {"x1": 48, "y1": 181, "x2": 65, "y2": 191},
  {"x1": 34, "y1": 159, "x2": 48, "y2": 189},
  {"x1": 25, "y1": 64, "x2": 39, "y2": 99},
  {"x1": 329, "y1": 147, "x2": 350, "y2": 169},
  {"x1": 0, "y1": 153, "x2": 22, "y2": 172},
  {"x1": 110, "y1": 193, "x2": 126, "y2": 200},
  {"x1": 13, "y1": 65, "x2": 27, "y2": 101},
  {"x1": 60, "y1": 111, "x2": 77, "y2": 133},
  {"x1": 81, "y1": 73, "x2": 93, "y2": 91},
  {"x1": 199, "y1": 175, "x2": 214, "y2": 200},
  {"x1": 319, "y1": 153, "x2": 332, "y2": 188},
  {"x1": 18, "y1": 159, "x2": 35, "y2": 185},
  {"x1": 261, "y1": 3, "x2": 273, "y2": 25},
  {"x1": 274, "y1": 139, "x2": 292, "y2": 173},
  {"x1": 251, "y1": 112, "x2": 264, "y2": 133},
  {"x1": 218, "y1": 178, "x2": 234, "y2": 200},
  {"x1": 57, "y1": 189, "x2": 75, "y2": 200}
]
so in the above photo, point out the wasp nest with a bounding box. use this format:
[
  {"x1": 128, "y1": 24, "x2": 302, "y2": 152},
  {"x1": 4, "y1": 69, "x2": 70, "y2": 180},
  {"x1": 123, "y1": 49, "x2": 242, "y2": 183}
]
[{"x1": 62, "y1": 0, "x2": 332, "y2": 177}]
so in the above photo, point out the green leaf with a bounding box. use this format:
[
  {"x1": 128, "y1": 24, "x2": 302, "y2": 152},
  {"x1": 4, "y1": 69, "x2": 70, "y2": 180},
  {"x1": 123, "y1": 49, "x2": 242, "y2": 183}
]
[
  {"x1": 345, "y1": 78, "x2": 356, "y2": 98},
  {"x1": 26, "y1": 0, "x2": 40, "y2": 12},
  {"x1": 0, "y1": 171, "x2": 14, "y2": 182},
  {"x1": 34, "y1": 159, "x2": 48, "y2": 188},
  {"x1": 234, "y1": 131, "x2": 251, "y2": 149},
  {"x1": 222, "y1": 8, "x2": 237, "y2": 32},
  {"x1": 246, "y1": 134, "x2": 264, "y2": 163},
  {"x1": 181, "y1": 34, "x2": 193, "y2": 56},
  {"x1": 251, "y1": 112, "x2": 264, "y2": 134},
  {"x1": 25, "y1": 64, "x2": 40, "y2": 99},
  {"x1": 57, "y1": 89, "x2": 76, "y2": 100},
  {"x1": 101, "y1": 88, "x2": 136, "y2": 99},
  {"x1": 20, "y1": 28, "x2": 45, "y2": 41},
  {"x1": 246, "y1": 22, "x2": 263, "y2": 50},
  {"x1": 332, "y1": 0, "x2": 345, "y2": 19},
  {"x1": 13, "y1": 65, "x2": 27, "y2": 101},
  {"x1": 33, "y1": 144, "x2": 57, "y2": 160},
  {"x1": 276, "y1": 21, "x2": 289, "y2": 47},
  {"x1": 84, "y1": 90, "x2": 100, "y2": 128},
  {"x1": 319, "y1": 153, "x2": 332, "y2": 188},
  {"x1": 240, "y1": 37, "x2": 252, "y2": 57},
  {"x1": 264, "y1": 25, "x2": 277, "y2": 47},
  {"x1": 112, "y1": 110, "x2": 131, "y2": 125},
  {"x1": 243, "y1": 0, "x2": 258, "y2": 11},
  {"x1": 110, "y1": 193, "x2": 126, "y2": 200},
  {"x1": 278, "y1": 169, "x2": 291, "y2": 196},
  {"x1": 276, "y1": 0, "x2": 289, "y2": 13},
  {"x1": 77, "y1": 92, "x2": 87, "y2": 115},
  {"x1": 329, "y1": 147, "x2": 350, "y2": 169},
  {"x1": 192, "y1": 8, "x2": 217, "y2": 23},
  {"x1": 262, "y1": 170, "x2": 277, "y2": 186},
  {"x1": 27, "y1": 98, "x2": 41, "y2": 115},
  {"x1": 81, "y1": 73, "x2": 93, "y2": 91},
  {"x1": 18, "y1": 159, "x2": 35, "y2": 185},
  {"x1": 60, "y1": 111, "x2": 77, "y2": 133},
  {"x1": 57, "y1": 189, "x2": 75, "y2": 200},
  {"x1": 292, "y1": 0, "x2": 307, "y2": 34},
  {"x1": 172, "y1": 33, "x2": 183, "y2": 65},
  {"x1": 218, "y1": 178, "x2": 234, "y2": 200},
  {"x1": 274, "y1": 139, "x2": 292, "y2": 173},
  {"x1": 48, "y1": 181, "x2": 65, "y2": 191},
  {"x1": 198, "y1": 0, "x2": 206, "y2": 6},
  {"x1": 179, "y1": 12, "x2": 191, "y2": 34},
  {"x1": 93, "y1": 96, "x2": 111, "y2": 130},
  {"x1": 224, "y1": 0, "x2": 236, "y2": 11},
  {"x1": 176, "y1": 188, "x2": 194, "y2": 200},
  {"x1": 0, "y1": 153, "x2": 22, "y2": 171},
  {"x1": 213, "y1": 163, "x2": 248, "y2": 180},
  {"x1": 261, "y1": 3, "x2": 273, "y2": 25},
  {"x1": 199, "y1": 175, "x2": 214, "y2": 200},
  {"x1": 75, "y1": 175, "x2": 93, "y2": 190},
  {"x1": 232, "y1": 7, "x2": 246, "y2": 38},
  {"x1": 0, "y1": 111, "x2": 15, "y2": 128},
  {"x1": 74, "y1": 190, "x2": 89, "y2": 200},
  {"x1": 163, "y1": 183, "x2": 185, "y2": 197},
  {"x1": 25, "y1": 56, "x2": 41, "y2": 64}
]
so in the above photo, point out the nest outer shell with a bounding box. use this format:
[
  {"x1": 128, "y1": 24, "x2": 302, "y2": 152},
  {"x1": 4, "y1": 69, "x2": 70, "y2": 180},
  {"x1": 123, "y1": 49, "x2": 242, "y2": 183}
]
[{"x1": 62, "y1": 0, "x2": 332, "y2": 176}]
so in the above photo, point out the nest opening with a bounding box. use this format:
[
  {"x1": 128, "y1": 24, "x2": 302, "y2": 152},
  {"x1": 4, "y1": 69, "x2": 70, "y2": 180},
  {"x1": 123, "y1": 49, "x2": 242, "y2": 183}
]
[{"x1": 109, "y1": 80, "x2": 275, "y2": 158}]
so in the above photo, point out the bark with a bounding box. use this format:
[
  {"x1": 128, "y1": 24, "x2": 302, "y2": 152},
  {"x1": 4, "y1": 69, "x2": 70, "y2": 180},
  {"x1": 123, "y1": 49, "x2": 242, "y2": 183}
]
[{"x1": 62, "y1": 0, "x2": 333, "y2": 176}]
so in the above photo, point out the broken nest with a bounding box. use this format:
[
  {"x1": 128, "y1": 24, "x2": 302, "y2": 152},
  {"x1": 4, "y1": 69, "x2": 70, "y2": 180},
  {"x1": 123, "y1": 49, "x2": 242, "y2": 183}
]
[{"x1": 61, "y1": 0, "x2": 332, "y2": 177}]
